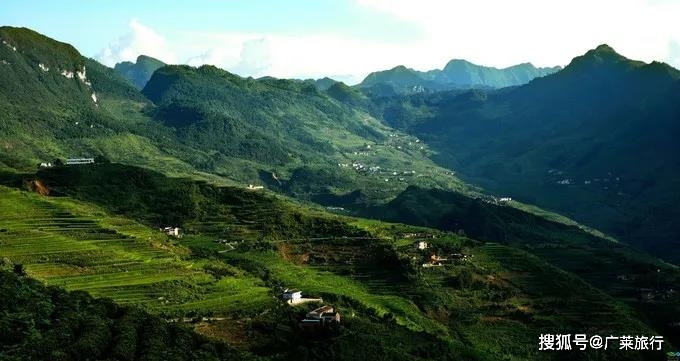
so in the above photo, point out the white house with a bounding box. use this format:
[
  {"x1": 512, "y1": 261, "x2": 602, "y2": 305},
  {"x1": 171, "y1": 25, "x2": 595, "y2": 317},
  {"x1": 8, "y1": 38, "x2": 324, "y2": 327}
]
[
  {"x1": 247, "y1": 184, "x2": 264, "y2": 190},
  {"x1": 163, "y1": 227, "x2": 181, "y2": 238},
  {"x1": 282, "y1": 289, "x2": 302, "y2": 301},
  {"x1": 416, "y1": 241, "x2": 428, "y2": 250}
]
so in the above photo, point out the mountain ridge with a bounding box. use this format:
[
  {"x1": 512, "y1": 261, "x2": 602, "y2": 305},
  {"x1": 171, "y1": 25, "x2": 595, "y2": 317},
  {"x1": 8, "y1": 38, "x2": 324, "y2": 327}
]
[{"x1": 358, "y1": 57, "x2": 561, "y2": 95}]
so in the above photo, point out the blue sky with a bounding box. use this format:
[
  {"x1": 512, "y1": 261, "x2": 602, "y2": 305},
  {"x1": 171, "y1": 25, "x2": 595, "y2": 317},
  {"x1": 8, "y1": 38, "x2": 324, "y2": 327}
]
[{"x1": 2, "y1": 0, "x2": 679, "y2": 84}]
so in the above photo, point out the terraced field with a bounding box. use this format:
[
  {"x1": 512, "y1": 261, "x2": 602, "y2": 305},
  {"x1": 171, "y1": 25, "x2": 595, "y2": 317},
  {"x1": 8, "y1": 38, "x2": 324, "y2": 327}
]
[
  {"x1": 0, "y1": 186, "x2": 271, "y2": 314},
  {"x1": 223, "y1": 249, "x2": 449, "y2": 336}
]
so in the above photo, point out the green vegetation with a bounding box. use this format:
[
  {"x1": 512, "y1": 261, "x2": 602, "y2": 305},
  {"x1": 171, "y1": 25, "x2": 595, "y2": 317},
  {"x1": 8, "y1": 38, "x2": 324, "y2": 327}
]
[
  {"x1": 371, "y1": 44, "x2": 680, "y2": 263},
  {"x1": 360, "y1": 185, "x2": 680, "y2": 347},
  {"x1": 0, "y1": 184, "x2": 271, "y2": 314},
  {"x1": 0, "y1": 164, "x2": 676, "y2": 360},
  {"x1": 0, "y1": 264, "x2": 245, "y2": 361},
  {"x1": 0, "y1": 26, "x2": 467, "y2": 204}
]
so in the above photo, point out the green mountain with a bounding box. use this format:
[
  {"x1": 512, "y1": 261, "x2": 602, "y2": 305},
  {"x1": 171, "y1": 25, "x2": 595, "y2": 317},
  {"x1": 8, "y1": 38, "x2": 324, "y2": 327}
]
[
  {"x1": 0, "y1": 26, "x2": 465, "y2": 202},
  {"x1": 358, "y1": 60, "x2": 560, "y2": 95},
  {"x1": 113, "y1": 54, "x2": 166, "y2": 89},
  {"x1": 140, "y1": 63, "x2": 467, "y2": 200},
  {"x1": 374, "y1": 44, "x2": 680, "y2": 263}
]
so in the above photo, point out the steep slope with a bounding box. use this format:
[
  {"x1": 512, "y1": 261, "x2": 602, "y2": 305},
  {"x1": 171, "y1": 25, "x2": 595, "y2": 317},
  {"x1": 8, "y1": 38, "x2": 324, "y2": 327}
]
[
  {"x1": 358, "y1": 60, "x2": 560, "y2": 95},
  {"x1": 114, "y1": 54, "x2": 166, "y2": 89},
  {"x1": 375, "y1": 44, "x2": 680, "y2": 263},
  {"x1": 0, "y1": 27, "x2": 464, "y2": 200},
  {"x1": 0, "y1": 267, "x2": 245, "y2": 361},
  {"x1": 0, "y1": 27, "x2": 208, "y2": 176},
  {"x1": 141, "y1": 64, "x2": 468, "y2": 200}
]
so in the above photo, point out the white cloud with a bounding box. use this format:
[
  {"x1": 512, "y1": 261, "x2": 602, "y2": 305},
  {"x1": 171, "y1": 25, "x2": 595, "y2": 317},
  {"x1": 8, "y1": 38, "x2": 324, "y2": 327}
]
[
  {"x1": 668, "y1": 41, "x2": 680, "y2": 69},
  {"x1": 97, "y1": 4, "x2": 680, "y2": 85},
  {"x1": 232, "y1": 39, "x2": 273, "y2": 78},
  {"x1": 355, "y1": 0, "x2": 680, "y2": 71},
  {"x1": 176, "y1": 31, "x2": 416, "y2": 84},
  {"x1": 96, "y1": 19, "x2": 176, "y2": 66}
]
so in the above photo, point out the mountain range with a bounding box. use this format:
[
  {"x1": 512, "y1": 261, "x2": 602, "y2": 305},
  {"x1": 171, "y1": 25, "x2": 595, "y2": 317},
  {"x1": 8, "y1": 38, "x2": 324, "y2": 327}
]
[
  {"x1": 1, "y1": 25, "x2": 679, "y2": 360},
  {"x1": 371, "y1": 44, "x2": 680, "y2": 263},
  {"x1": 358, "y1": 60, "x2": 561, "y2": 95}
]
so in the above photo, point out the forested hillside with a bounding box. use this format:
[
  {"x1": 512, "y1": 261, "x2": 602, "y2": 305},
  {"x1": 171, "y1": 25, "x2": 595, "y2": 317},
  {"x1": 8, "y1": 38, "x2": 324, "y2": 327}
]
[{"x1": 371, "y1": 45, "x2": 680, "y2": 263}]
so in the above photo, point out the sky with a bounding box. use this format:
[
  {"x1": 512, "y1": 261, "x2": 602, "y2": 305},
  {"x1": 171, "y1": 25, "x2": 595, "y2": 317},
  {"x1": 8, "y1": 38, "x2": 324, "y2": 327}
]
[{"x1": 1, "y1": 0, "x2": 679, "y2": 84}]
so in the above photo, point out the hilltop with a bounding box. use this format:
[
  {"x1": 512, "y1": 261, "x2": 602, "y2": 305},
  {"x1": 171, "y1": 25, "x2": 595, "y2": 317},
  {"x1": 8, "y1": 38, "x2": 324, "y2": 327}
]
[{"x1": 114, "y1": 54, "x2": 166, "y2": 89}]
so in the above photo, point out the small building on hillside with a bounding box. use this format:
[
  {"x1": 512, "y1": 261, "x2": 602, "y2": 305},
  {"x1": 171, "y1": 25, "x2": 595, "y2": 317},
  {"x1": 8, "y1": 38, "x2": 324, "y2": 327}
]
[
  {"x1": 300, "y1": 305, "x2": 341, "y2": 329},
  {"x1": 282, "y1": 289, "x2": 302, "y2": 302},
  {"x1": 416, "y1": 241, "x2": 428, "y2": 250},
  {"x1": 162, "y1": 227, "x2": 181, "y2": 238},
  {"x1": 66, "y1": 158, "x2": 95, "y2": 165},
  {"x1": 246, "y1": 184, "x2": 264, "y2": 190},
  {"x1": 38, "y1": 162, "x2": 53, "y2": 168}
]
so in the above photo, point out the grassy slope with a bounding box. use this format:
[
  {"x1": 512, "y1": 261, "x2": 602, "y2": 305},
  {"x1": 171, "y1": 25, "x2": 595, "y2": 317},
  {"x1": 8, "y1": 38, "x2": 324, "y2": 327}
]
[
  {"x1": 360, "y1": 186, "x2": 680, "y2": 347},
  {"x1": 0, "y1": 185, "x2": 272, "y2": 314},
  {"x1": 0, "y1": 164, "x2": 676, "y2": 360}
]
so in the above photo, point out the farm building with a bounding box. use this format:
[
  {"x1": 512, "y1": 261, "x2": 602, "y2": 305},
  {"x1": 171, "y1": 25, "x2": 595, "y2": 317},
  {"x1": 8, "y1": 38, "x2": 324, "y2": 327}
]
[
  {"x1": 300, "y1": 305, "x2": 341, "y2": 329},
  {"x1": 282, "y1": 289, "x2": 302, "y2": 301},
  {"x1": 66, "y1": 158, "x2": 95, "y2": 165},
  {"x1": 162, "y1": 227, "x2": 181, "y2": 238}
]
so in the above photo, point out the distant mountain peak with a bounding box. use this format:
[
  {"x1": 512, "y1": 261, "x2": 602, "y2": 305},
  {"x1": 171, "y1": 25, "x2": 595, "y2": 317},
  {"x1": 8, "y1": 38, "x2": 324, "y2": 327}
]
[
  {"x1": 136, "y1": 54, "x2": 162, "y2": 63},
  {"x1": 561, "y1": 44, "x2": 643, "y2": 74},
  {"x1": 360, "y1": 57, "x2": 561, "y2": 94},
  {"x1": 390, "y1": 65, "x2": 415, "y2": 72},
  {"x1": 581, "y1": 44, "x2": 627, "y2": 61},
  {"x1": 594, "y1": 44, "x2": 616, "y2": 52},
  {"x1": 113, "y1": 54, "x2": 166, "y2": 90},
  {"x1": 443, "y1": 59, "x2": 474, "y2": 67}
]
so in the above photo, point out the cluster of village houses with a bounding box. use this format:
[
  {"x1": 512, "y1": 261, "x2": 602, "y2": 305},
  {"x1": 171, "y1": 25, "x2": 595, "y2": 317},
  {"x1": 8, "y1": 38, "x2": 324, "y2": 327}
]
[
  {"x1": 414, "y1": 240, "x2": 470, "y2": 267},
  {"x1": 338, "y1": 161, "x2": 420, "y2": 183},
  {"x1": 637, "y1": 287, "x2": 676, "y2": 302},
  {"x1": 548, "y1": 169, "x2": 623, "y2": 188},
  {"x1": 281, "y1": 289, "x2": 341, "y2": 330},
  {"x1": 475, "y1": 195, "x2": 513, "y2": 205}
]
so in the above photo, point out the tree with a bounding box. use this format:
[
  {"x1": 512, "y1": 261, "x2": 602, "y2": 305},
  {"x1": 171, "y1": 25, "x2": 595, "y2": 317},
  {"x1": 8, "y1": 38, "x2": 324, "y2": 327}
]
[{"x1": 13, "y1": 263, "x2": 25, "y2": 276}]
